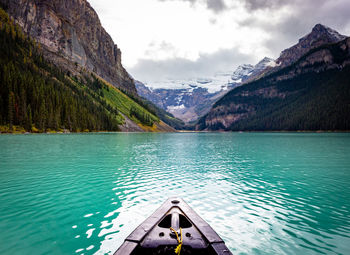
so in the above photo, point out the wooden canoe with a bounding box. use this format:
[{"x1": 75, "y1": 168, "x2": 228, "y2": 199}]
[{"x1": 114, "y1": 197, "x2": 232, "y2": 255}]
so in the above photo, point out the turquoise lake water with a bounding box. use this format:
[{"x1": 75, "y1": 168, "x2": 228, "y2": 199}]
[{"x1": 0, "y1": 133, "x2": 350, "y2": 255}]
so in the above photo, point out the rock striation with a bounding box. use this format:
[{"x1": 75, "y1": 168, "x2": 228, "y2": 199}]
[{"x1": 1, "y1": 0, "x2": 136, "y2": 94}]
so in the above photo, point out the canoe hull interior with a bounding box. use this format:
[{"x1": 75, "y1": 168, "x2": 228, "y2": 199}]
[{"x1": 114, "y1": 198, "x2": 232, "y2": 255}]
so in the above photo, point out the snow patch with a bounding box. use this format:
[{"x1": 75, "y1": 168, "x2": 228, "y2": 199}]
[
  {"x1": 167, "y1": 104, "x2": 185, "y2": 111},
  {"x1": 143, "y1": 56, "x2": 275, "y2": 94}
]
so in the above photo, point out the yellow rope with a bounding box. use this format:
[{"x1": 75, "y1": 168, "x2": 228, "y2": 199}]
[{"x1": 170, "y1": 227, "x2": 183, "y2": 255}]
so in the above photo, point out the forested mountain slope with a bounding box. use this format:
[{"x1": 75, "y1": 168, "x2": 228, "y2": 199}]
[
  {"x1": 0, "y1": 8, "x2": 174, "y2": 133},
  {"x1": 197, "y1": 37, "x2": 350, "y2": 131}
]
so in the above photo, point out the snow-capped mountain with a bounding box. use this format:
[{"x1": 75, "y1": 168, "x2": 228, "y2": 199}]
[
  {"x1": 136, "y1": 80, "x2": 226, "y2": 123},
  {"x1": 230, "y1": 57, "x2": 277, "y2": 84},
  {"x1": 147, "y1": 71, "x2": 236, "y2": 94},
  {"x1": 136, "y1": 57, "x2": 276, "y2": 122},
  {"x1": 231, "y1": 64, "x2": 254, "y2": 83},
  {"x1": 253, "y1": 57, "x2": 276, "y2": 72}
]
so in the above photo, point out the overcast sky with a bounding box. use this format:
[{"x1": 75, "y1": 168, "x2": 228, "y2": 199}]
[{"x1": 88, "y1": 0, "x2": 350, "y2": 83}]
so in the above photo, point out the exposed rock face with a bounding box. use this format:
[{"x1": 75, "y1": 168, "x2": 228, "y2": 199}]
[
  {"x1": 1, "y1": 0, "x2": 136, "y2": 94},
  {"x1": 276, "y1": 24, "x2": 346, "y2": 67},
  {"x1": 272, "y1": 37, "x2": 350, "y2": 83},
  {"x1": 204, "y1": 104, "x2": 253, "y2": 129},
  {"x1": 135, "y1": 81, "x2": 164, "y2": 108}
]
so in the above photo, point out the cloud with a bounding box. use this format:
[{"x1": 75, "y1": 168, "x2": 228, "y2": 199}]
[
  {"x1": 129, "y1": 48, "x2": 254, "y2": 82},
  {"x1": 238, "y1": 0, "x2": 350, "y2": 58},
  {"x1": 206, "y1": 0, "x2": 226, "y2": 13},
  {"x1": 158, "y1": 0, "x2": 227, "y2": 13},
  {"x1": 129, "y1": 0, "x2": 350, "y2": 82},
  {"x1": 89, "y1": 0, "x2": 350, "y2": 84},
  {"x1": 243, "y1": 0, "x2": 289, "y2": 11},
  {"x1": 145, "y1": 41, "x2": 179, "y2": 59}
]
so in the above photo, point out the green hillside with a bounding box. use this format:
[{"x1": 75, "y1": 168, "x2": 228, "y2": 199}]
[
  {"x1": 133, "y1": 97, "x2": 186, "y2": 130},
  {"x1": 0, "y1": 8, "x2": 160, "y2": 133}
]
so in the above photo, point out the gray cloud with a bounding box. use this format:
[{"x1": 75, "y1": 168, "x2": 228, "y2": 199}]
[
  {"x1": 129, "y1": 48, "x2": 254, "y2": 82},
  {"x1": 243, "y1": 0, "x2": 289, "y2": 11},
  {"x1": 206, "y1": 0, "x2": 226, "y2": 13},
  {"x1": 158, "y1": 0, "x2": 288, "y2": 13},
  {"x1": 159, "y1": 0, "x2": 227, "y2": 13},
  {"x1": 280, "y1": 1, "x2": 349, "y2": 51},
  {"x1": 239, "y1": 0, "x2": 350, "y2": 58},
  {"x1": 145, "y1": 41, "x2": 178, "y2": 57}
]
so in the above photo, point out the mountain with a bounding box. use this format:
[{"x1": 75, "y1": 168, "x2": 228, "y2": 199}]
[
  {"x1": 197, "y1": 27, "x2": 350, "y2": 131},
  {"x1": 276, "y1": 24, "x2": 347, "y2": 68},
  {"x1": 0, "y1": 0, "x2": 136, "y2": 94},
  {"x1": 251, "y1": 57, "x2": 276, "y2": 75},
  {"x1": 0, "y1": 4, "x2": 174, "y2": 132},
  {"x1": 136, "y1": 80, "x2": 224, "y2": 123},
  {"x1": 136, "y1": 57, "x2": 276, "y2": 123},
  {"x1": 231, "y1": 64, "x2": 253, "y2": 82},
  {"x1": 133, "y1": 81, "x2": 186, "y2": 130},
  {"x1": 242, "y1": 24, "x2": 347, "y2": 85}
]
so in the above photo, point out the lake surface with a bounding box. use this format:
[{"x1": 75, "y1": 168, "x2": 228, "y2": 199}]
[{"x1": 0, "y1": 133, "x2": 350, "y2": 255}]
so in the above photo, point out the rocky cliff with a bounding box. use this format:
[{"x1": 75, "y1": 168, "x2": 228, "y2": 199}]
[{"x1": 0, "y1": 0, "x2": 136, "y2": 94}]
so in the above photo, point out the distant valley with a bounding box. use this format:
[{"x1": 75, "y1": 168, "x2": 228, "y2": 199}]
[{"x1": 136, "y1": 57, "x2": 276, "y2": 122}]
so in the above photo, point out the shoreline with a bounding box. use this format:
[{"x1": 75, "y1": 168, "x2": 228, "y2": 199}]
[{"x1": 1, "y1": 130, "x2": 350, "y2": 135}]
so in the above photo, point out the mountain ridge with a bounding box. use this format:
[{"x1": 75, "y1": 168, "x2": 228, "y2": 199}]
[{"x1": 276, "y1": 23, "x2": 347, "y2": 68}]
